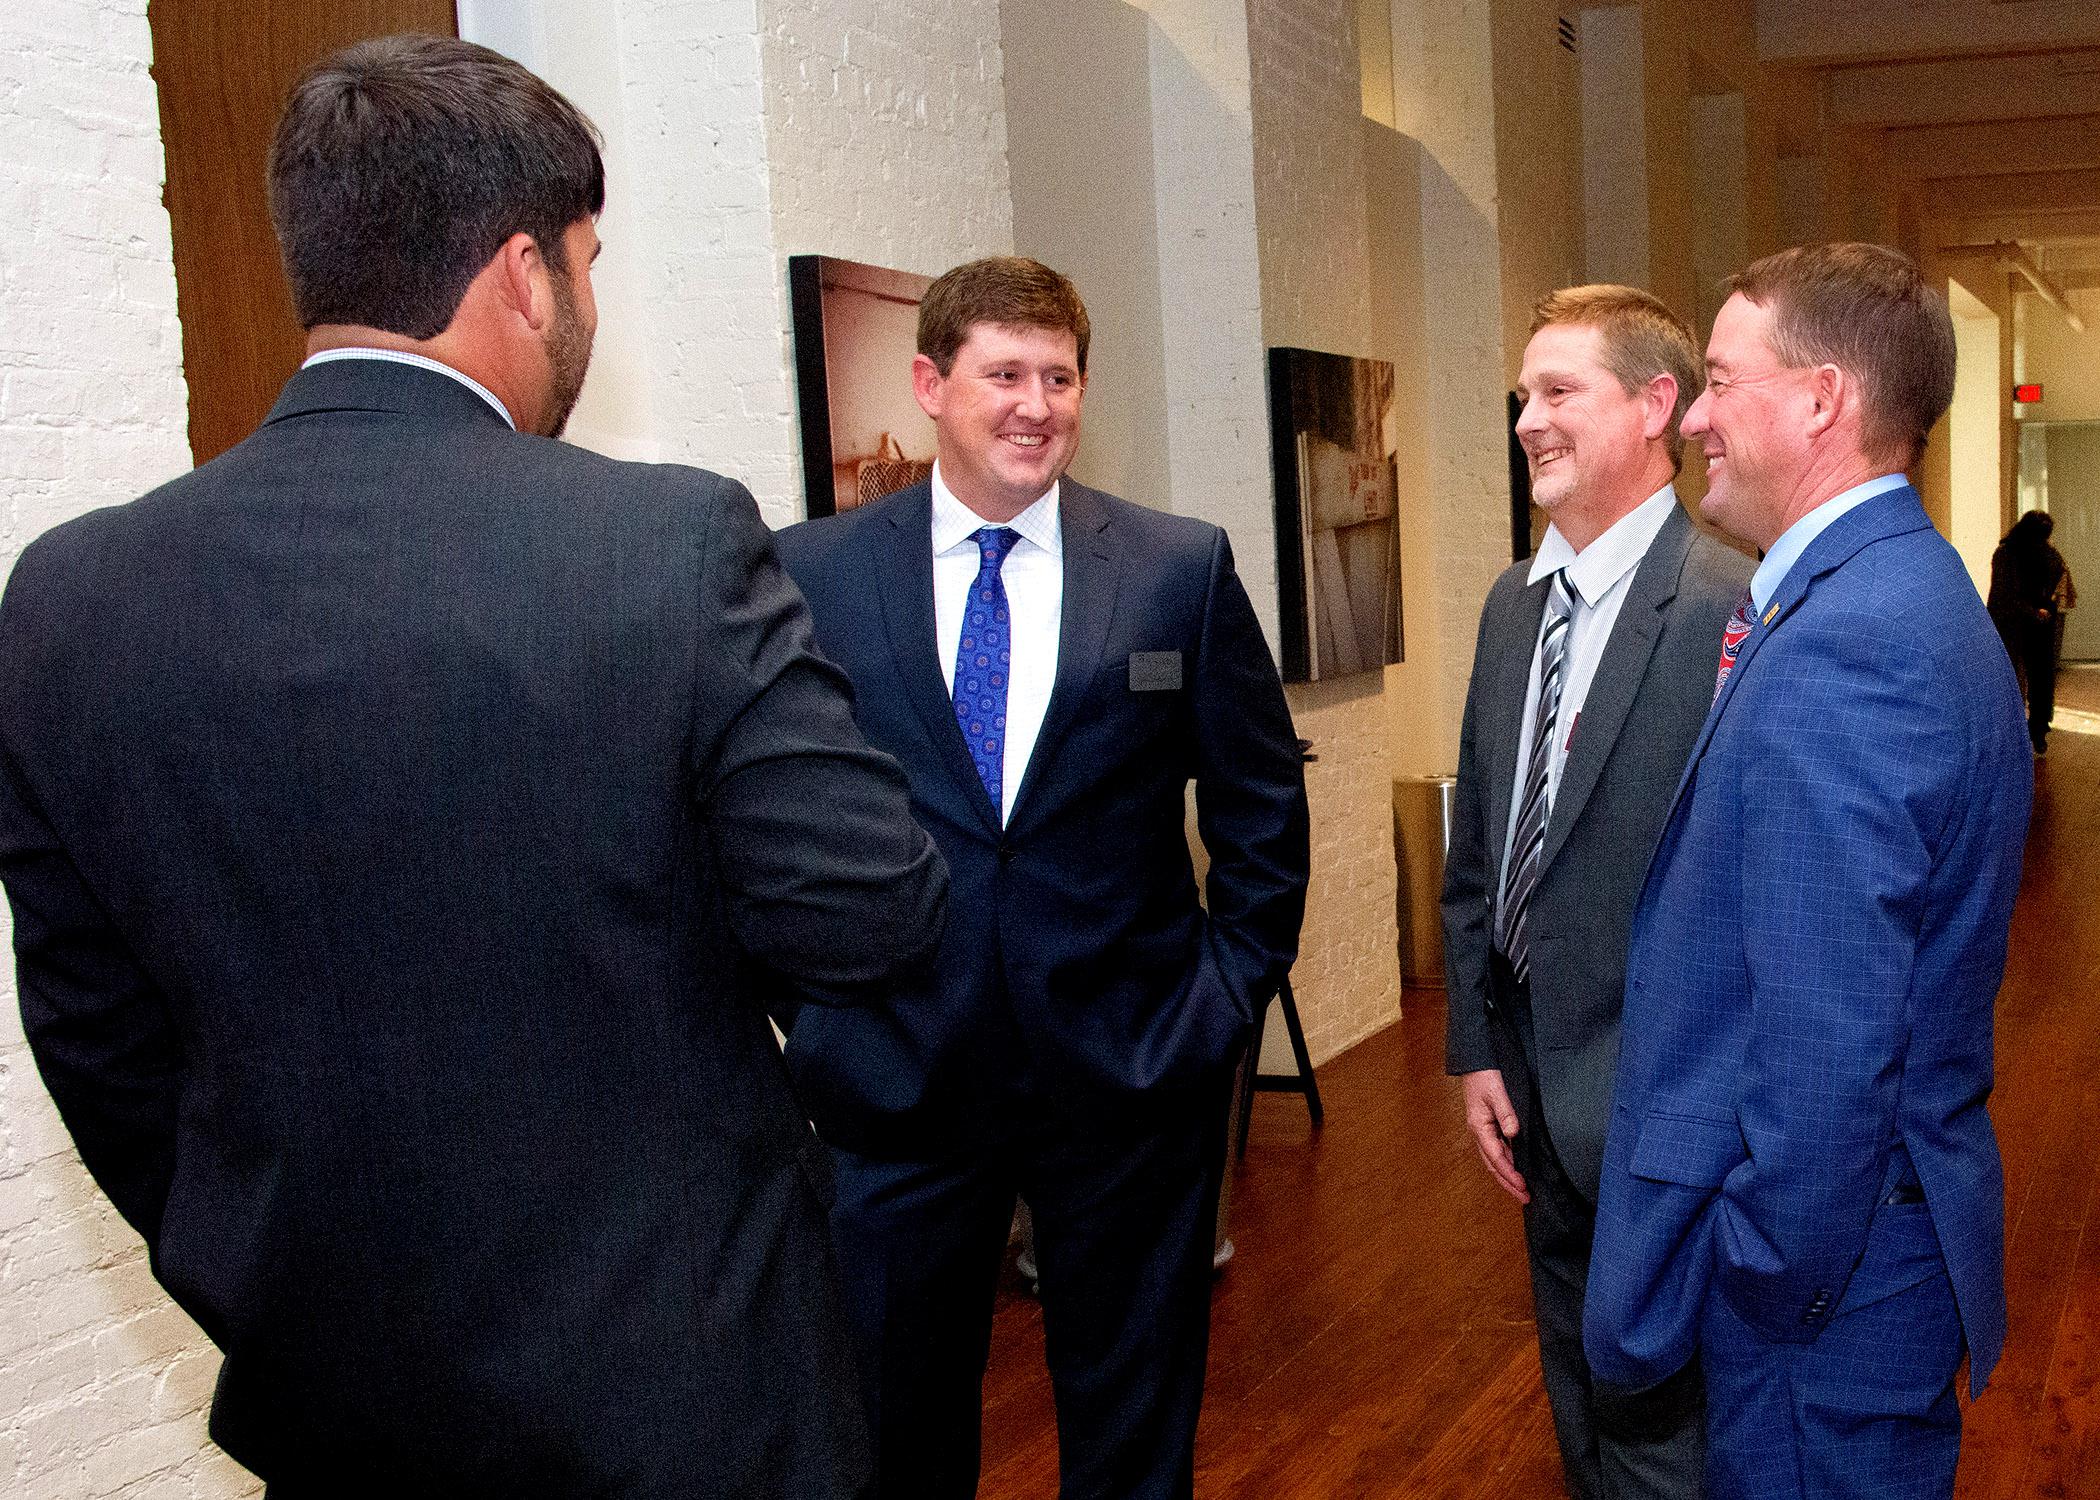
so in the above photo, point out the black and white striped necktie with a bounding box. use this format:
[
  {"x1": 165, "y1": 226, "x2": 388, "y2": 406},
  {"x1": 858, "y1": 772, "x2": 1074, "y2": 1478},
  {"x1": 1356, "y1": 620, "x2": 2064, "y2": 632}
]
[{"x1": 1495, "y1": 569, "x2": 1576, "y2": 984}]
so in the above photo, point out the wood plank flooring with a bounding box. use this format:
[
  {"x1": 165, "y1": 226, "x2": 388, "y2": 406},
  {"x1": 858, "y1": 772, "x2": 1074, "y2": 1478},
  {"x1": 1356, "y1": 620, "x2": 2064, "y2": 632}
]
[{"x1": 976, "y1": 664, "x2": 2100, "y2": 1498}]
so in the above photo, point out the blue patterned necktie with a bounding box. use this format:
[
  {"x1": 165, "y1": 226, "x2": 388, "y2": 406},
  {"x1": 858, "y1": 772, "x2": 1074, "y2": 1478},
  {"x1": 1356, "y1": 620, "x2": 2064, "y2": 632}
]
[
  {"x1": 1495, "y1": 568, "x2": 1575, "y2": 985},
  {"x1": 953, "y1": 526, "x2": 1019, "y2": 817}
]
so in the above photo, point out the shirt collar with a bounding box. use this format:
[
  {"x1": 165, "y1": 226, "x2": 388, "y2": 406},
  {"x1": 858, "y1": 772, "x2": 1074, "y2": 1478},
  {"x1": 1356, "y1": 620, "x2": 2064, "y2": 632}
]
[
  {"x1": 1749, "y1": 472, "x2": 1907, "y2": 612},
  {"x1": 930, "y1": 462, "x2": 1063, "y2": 557},
  {"x1": 1526, "y1": 484, "x2": 1678, "y2": 608},
  {"x1": 301, "y1": 348, "x2": 516, "y2": 430}
]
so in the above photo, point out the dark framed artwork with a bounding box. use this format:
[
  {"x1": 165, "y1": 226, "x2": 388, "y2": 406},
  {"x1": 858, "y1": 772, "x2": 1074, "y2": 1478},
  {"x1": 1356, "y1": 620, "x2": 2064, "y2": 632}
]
[
  {"x1": 1266, "y1": 347, "x2": 1404, "y2": 683},
  {"x1": 788, "y1": 255, "x2": 938, "y2": 518}
]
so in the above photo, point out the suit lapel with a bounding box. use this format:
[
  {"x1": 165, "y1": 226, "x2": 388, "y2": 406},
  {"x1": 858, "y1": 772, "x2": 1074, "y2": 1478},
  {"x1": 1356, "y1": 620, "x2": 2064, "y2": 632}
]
[
  {"x1": 1537, "y1": 505, "x2": 1690, "y2": 872},
  {"x1": 1483, "y1": 574, "x2": 1550, "y2": 893},
  {"x1": 1658, "y1": 486, "x2": 1932, "y2": 829},
  {"x1": 874, "y1": 486, "x2": 1001, "y2": 836},
  {"x1": 1007, "y1": 481, "x2": 1120, "y2": 835}
]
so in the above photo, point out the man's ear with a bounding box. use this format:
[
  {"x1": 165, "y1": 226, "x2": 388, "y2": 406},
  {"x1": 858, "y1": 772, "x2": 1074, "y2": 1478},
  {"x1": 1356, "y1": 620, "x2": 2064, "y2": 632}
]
[
  {"x1": 1640, "y1": 373, "x2": 1678, "y2": 444},
  {"x1": 911, "y1": 353, "x2": 946, "y2": 422},
  {"x1": 1806, "y1": 363, "x2": 1846, "y2": 440},
  {"x1": 490, "y1": 231, "x2": 550, "y2": 331}
]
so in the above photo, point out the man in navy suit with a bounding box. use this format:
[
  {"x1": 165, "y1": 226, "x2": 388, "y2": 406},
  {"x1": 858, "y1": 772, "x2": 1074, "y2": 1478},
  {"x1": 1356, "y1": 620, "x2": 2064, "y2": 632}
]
[
  {"x1": 776, "y1": 257, "x2": 1309, "y2": 1500},
  {"x1": 1584, "y1": 243, "x2": 2032, "y2": 1499}
]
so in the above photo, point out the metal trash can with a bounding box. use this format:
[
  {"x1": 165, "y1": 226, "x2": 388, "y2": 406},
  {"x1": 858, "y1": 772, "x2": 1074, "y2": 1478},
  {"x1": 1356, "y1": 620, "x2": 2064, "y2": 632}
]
[{"x1": 1393, "y1": 774, "x2": 1457, "y2": 988}]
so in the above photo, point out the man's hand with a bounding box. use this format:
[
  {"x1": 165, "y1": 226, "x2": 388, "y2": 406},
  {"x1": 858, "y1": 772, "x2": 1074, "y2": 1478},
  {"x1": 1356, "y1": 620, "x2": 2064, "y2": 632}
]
[{"x1": 1461, "y1": 1069, "x2": 1529, "y2": 1203}]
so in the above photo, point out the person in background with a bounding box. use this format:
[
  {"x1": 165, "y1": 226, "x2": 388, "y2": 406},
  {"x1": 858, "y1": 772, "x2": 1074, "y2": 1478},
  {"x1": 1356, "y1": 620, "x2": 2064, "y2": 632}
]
[
  {"x1": 1586, "y1": 242, "x2": 2032, "y2": 1500},
  {"x1": 0, "y1": 35, "x2": 945, "y2": 1498},
  {"x1": 776, "y1": 256, "x2": 1309, "y2": 1500},
  {"x1": 1989, "y1": 508, "x2": 2078, "y2": 757},
  {"x1": 1444, "y1": 283, "x2": 1750, "y2": 1500}
]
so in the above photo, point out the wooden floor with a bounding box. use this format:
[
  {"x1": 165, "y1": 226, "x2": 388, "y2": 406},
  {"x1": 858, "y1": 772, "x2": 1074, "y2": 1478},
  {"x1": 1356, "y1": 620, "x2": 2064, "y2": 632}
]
[{"x1": 976, "y1": 664, "x2": 2100, "y2": 1498}]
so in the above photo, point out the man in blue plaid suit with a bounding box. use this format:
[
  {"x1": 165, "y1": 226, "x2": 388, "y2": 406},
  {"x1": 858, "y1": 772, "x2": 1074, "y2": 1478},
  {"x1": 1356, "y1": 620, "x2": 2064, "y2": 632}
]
[{"x1": 1584, "y1": 243, "x2": 2033, "y2": 1499}]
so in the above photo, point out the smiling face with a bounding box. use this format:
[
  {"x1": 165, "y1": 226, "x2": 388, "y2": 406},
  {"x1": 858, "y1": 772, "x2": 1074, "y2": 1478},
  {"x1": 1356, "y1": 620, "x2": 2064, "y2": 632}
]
[
  {"x1": 913, "y1": 322, "x2": 1084, "y2": 522},
  {"x1": 1680, "y1": 293, "x2": 1813, "y2": 552},
  {"x1": 1513, "y1": 321, "x2": 1672, "y2": 550}
]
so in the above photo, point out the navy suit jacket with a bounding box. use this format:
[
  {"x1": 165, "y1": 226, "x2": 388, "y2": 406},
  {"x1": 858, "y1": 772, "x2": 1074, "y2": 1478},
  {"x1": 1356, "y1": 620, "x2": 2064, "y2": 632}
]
[
  {"x1": 1584, "y1": 485, "x2": 2031, "y2": 1401},
  {"x1": 0, "y1": 360, "x2": 948, "y2": 1495},
  {"x1": 776, "y1": 479, "x2": 1309, "y2": 1151}
]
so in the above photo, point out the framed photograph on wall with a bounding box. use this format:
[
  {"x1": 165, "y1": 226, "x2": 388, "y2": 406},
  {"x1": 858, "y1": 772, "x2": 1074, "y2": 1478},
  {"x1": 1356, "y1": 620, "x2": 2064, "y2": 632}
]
[
  {"x1": 1266, "y1": 347, "x2": 1404, "y2": 682},
  {"x1": 788, "y1": 255, "x2": 937, "y2": 518}
]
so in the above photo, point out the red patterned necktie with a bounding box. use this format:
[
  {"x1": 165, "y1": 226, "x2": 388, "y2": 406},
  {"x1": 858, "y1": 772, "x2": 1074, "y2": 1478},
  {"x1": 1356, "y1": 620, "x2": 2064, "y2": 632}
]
[{"x1": 1713, "y1": 588, "x2": 1755, "y2": 703}]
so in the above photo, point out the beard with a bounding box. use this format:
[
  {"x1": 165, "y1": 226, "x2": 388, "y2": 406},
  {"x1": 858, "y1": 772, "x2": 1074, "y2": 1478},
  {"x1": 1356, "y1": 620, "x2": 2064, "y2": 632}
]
[{"x1": 539, "y1": 266, "x2": 594, "y2": 440}]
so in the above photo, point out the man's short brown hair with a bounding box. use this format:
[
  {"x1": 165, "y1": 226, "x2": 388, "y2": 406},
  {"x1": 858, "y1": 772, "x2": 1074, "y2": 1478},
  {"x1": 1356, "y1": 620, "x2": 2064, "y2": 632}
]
[
  {"x1": 917, "y1": 257, "x2": 1091, "y2": 376},
  {"x1": 269, "y1": 34, "x2": 604, "y2": 340},
  {"x1": 1725, "y1": 242, "x2": 1955, "y2": 468},
  {"x1": 1529, "y1": 284, "x2": 1702, "y2": 469}
]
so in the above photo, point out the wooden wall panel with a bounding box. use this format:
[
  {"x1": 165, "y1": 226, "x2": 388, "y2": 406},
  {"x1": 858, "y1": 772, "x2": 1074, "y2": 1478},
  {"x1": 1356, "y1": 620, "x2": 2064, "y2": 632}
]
[{"x1": 148, "y1": 1, "x2": 457, "y2": 464}]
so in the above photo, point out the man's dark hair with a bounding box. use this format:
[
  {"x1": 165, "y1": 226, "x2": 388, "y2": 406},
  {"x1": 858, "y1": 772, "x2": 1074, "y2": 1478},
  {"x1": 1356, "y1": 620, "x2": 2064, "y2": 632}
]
[
  {"x1": 268, "y1": 34, "x2": 604, "y2": 339},
  {"x1": 1726, "y1": 242, "x2": 1956, "y2": 469},
  {"x1": 917, "y1": 258, "x2": 1091, "y2": 376}
]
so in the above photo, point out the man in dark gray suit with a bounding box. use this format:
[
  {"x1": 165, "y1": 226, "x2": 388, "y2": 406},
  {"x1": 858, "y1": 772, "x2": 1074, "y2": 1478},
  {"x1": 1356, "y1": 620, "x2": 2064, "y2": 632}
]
[
  {"x1": 0, "y1": 36, "x2": 944, "y2": 1498},
  {"x1": 1442, "y1": 285, "x2": 1751, "y2": 1500}
]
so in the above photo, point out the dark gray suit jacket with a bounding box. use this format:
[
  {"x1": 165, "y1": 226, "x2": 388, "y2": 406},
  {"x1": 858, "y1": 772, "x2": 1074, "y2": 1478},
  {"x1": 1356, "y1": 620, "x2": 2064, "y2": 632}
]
[
  {"x1": 0, "y1": 360, "x2": 946, "y2": 1497},
  {"x1": 1442, "y1": 500, "x2": 1751, "y2": 1198}
]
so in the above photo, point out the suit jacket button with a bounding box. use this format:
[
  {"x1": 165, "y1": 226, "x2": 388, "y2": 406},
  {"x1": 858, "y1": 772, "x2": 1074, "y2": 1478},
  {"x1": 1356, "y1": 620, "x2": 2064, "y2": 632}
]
[{"x1": 997, "y1": 843, "x2": 1014, "y2": 865}]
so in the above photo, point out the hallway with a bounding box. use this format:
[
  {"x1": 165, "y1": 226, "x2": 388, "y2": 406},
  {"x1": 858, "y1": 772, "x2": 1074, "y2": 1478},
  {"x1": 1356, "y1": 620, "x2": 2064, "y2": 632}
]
[{"x1": 978, "y1": 666, "x2": 2100, "y2": 1498}]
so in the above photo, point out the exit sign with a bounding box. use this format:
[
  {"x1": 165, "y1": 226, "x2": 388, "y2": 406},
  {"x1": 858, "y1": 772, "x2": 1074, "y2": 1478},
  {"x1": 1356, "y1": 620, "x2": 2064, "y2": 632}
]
[{"x1": 2015, "y1": 383, "x2": 2044, "y2": 403}]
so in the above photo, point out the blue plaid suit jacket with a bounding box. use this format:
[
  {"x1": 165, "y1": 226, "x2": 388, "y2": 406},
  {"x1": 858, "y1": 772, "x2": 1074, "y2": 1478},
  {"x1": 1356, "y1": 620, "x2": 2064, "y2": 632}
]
[{"x1": 1584, "y1": 485, "x2": 2031, "y2": 1403}]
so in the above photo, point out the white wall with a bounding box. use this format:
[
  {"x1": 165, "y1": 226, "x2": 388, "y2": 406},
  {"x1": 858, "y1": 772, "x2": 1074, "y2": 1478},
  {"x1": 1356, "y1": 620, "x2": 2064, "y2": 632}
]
[
  {"x1": 468, "y1": 0, "x2": 1013, "y2": 527},
  {"x1": 1139, "y1": 0, "x2": 1279, "y2": 632},
  {"x1": 1582, "y1": 6, "x2": 1648, "y2": 289},
  {"x1": 0, "y1": 4, "x2": 261, "y2": 1496},
  {"x1": 1947, "y1": 280, "x2": 2002, "y2": 597},
  {"x1": 1000, "y1": 0, "x2": 1170, "y2": 508},
  {"x1": 1242, "y1": 0, "x2": 1403, "y2": 1063}
]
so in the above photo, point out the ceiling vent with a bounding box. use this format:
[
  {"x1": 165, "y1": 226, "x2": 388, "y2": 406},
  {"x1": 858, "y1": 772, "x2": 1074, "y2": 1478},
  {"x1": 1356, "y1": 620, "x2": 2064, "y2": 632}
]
[{"x1": 1557, "y1": 15, "x2": 1576, "y2": 53}]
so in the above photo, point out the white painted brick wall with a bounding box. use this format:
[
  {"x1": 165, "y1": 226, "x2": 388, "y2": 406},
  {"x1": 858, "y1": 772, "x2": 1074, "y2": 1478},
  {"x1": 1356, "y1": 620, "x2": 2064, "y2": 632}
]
[
  {"x1": 755, "y1": 0, "x2": 1011, "y2": 528},
  {"x1": 1140, "y1": 1, "x2": 1277, "y2": 638},
  {"x1": 610, "y1": 0, "x2": 1011, "y2": 530},
  {"x1": 1247, "y1": 0, "x2": 1373, "y2": 354},
  {"x1": 0, "y1": 2, "x2": 256, "y2": 1495},
  {"x1": 761, "y1": 0, "x2": 1011, "y2": 275},
  {"x1": 1281, "y1": 682, "x2": 1405, "y2": 1064},
  {"x1": 610, "y1": 1, "x2": 807, "y2": 521},
  {"x1": 1240, "y1": 0, "x2": 1400, "y2": 1065},
  {"x1": 1417, "y1": 0, "x2": 1518, "y2": 758}
]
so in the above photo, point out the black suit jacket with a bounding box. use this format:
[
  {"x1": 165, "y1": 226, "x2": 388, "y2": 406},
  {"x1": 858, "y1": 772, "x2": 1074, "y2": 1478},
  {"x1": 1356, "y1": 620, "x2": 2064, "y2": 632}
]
[
  {"x1": 0, "y1": 360, "x2": 947, "y2": 1497},
  {"x1": 775, "y1": 479, "x2": 1308, "y2": 1152},
  {"x1": 1442, "y1": 502, "x2": 1751, "y2": 1198}
]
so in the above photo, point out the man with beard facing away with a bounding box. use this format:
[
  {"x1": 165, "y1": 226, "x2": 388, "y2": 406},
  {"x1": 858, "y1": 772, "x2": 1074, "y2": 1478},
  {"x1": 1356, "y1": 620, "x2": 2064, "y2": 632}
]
[
  {"x1": 0, "y1": 35, "x2": 947, "y2": 1499},
  {"x1": 1443, "y1": 284, "x2": 1750, "y2": 1500}
]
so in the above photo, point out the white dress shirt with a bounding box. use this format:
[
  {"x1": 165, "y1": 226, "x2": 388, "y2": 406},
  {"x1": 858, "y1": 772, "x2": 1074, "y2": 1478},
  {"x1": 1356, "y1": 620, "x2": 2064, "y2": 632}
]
[
  {"x1": 301, "y1": 347, "x2": 516, "y2": 429},
  {"x1": 1498, "y1": 485, "x2": 1679, "y2": 897},
  {"x1": 931, "y1": 463, "x2": 1063, "y2": 824}
]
